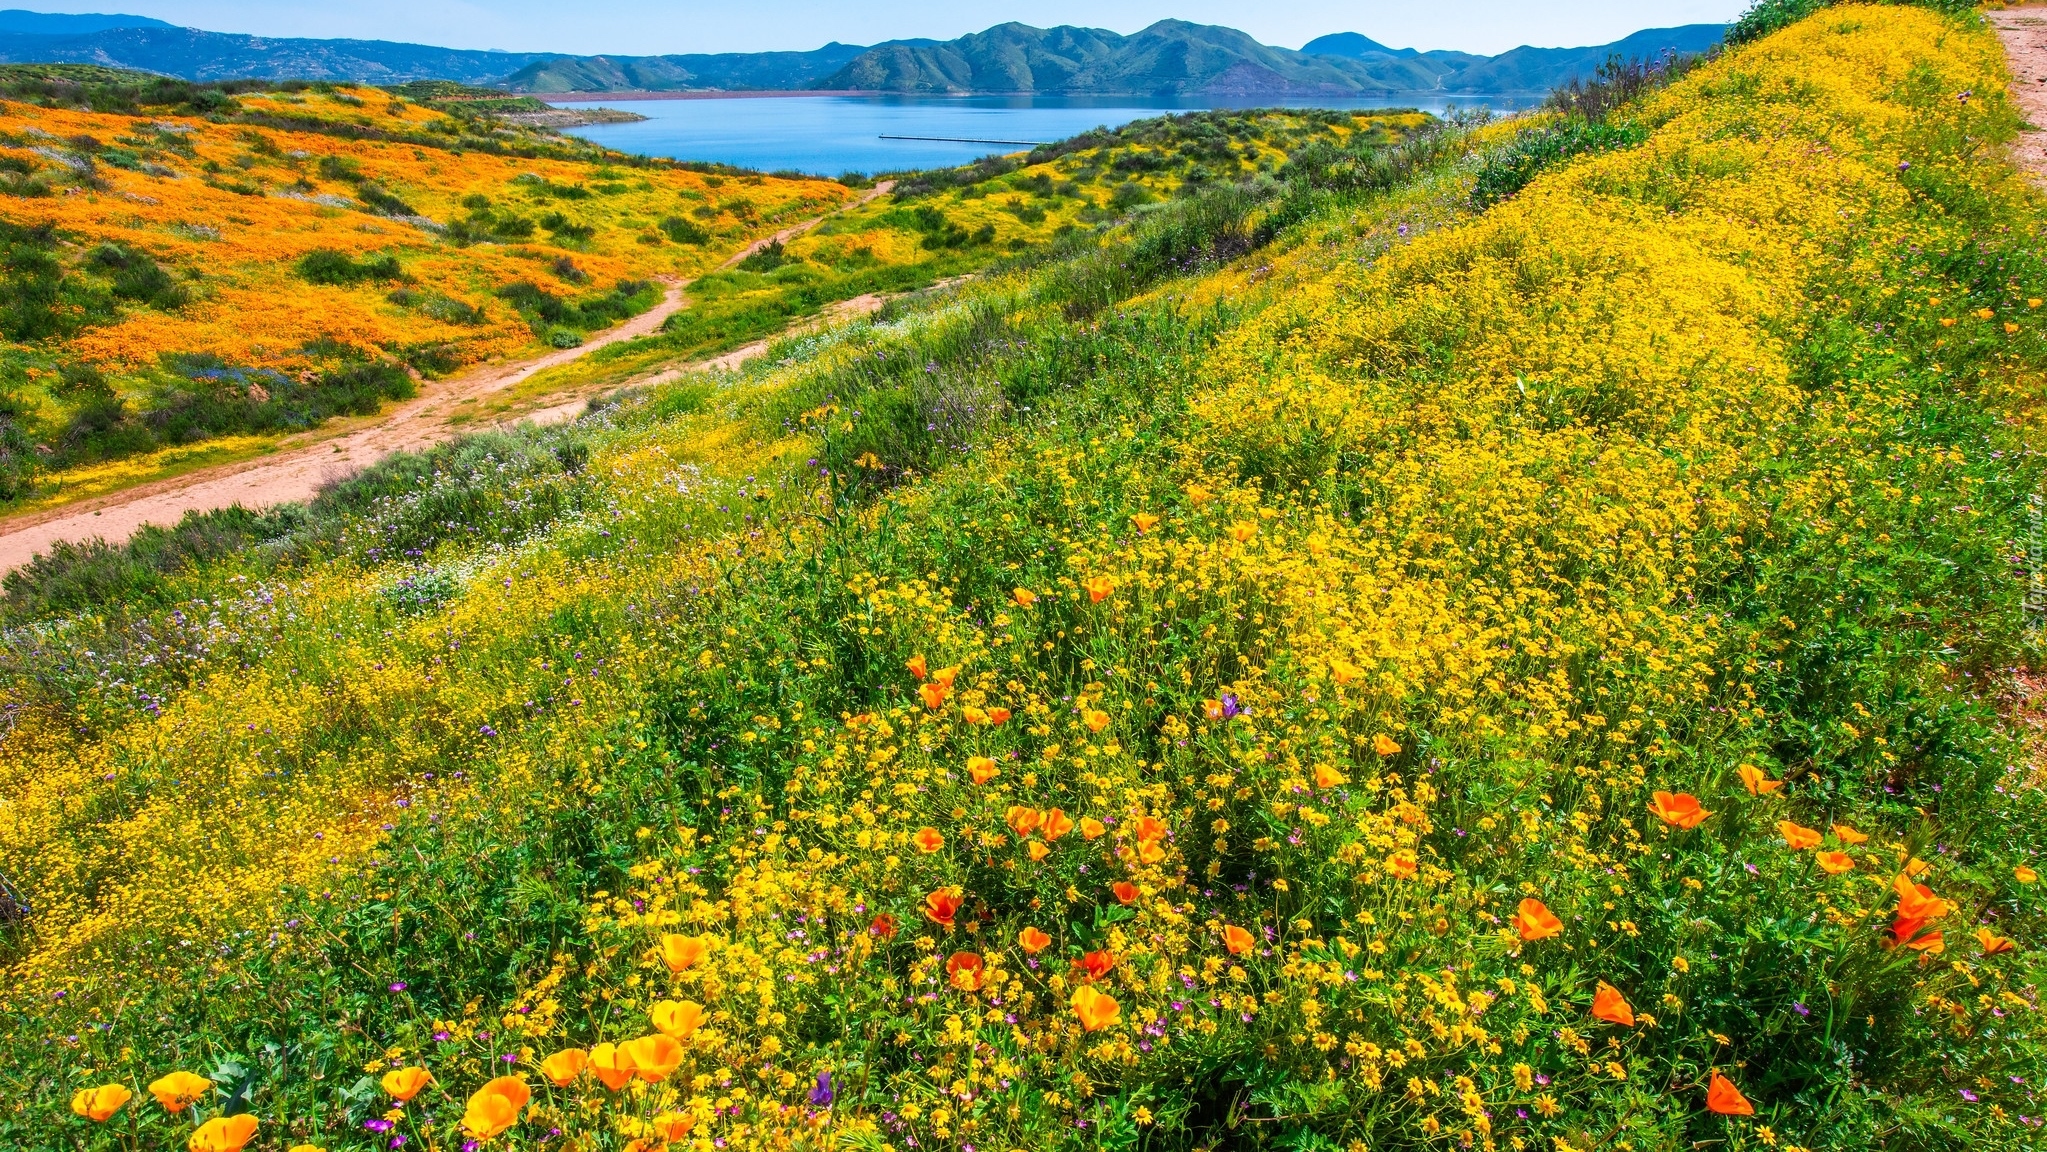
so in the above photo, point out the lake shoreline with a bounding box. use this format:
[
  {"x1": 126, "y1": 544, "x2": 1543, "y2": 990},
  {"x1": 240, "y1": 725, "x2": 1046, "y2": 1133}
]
[{"x1": 541, "y1": 88, "x2": 1542, "y2": 106}]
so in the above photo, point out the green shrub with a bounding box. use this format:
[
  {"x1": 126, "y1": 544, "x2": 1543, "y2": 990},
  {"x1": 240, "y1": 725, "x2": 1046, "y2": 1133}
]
[{"x1": 296, "y1": 247, "x2": 404, "y2": 285}]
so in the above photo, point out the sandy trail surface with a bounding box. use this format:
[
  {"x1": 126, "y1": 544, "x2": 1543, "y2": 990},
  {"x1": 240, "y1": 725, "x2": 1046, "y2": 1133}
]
[
  {"x1": 0, "y1": 183, "x2": 891, "y2": 574},
  {"x1": 1995, "y1": 7, "x2": 2047, "y2": 180}
]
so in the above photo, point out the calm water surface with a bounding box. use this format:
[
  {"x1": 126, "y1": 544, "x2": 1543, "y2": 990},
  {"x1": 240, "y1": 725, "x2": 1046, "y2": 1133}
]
[{"x1": 554, "y1": 93, "x2": 1538, "y2": 176}]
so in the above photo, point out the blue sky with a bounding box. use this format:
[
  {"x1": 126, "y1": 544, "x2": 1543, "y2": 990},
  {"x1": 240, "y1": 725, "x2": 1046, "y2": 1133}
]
[{"x1": 24, "y1": 1, "x2": 1747, "y2": 56}]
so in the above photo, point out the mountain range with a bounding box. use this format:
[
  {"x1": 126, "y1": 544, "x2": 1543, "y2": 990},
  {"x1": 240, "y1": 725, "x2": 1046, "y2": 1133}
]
[{"x1": 0, "y1": 9, "x2": 1725, "y2": 97}]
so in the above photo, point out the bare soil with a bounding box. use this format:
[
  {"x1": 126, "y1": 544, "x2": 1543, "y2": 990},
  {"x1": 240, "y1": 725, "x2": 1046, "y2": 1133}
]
[{"x1": 1993, "y1": 6, "x2": 2047, "y2": 182}]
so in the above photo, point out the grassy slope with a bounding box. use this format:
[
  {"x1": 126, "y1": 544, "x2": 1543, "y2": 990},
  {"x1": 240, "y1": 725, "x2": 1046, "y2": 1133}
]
[{"x1": 2, "y1": 8, "x2": 2044, "y2": 1151}]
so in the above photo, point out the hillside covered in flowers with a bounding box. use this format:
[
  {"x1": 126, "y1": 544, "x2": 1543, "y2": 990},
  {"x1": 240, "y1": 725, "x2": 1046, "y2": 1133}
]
[{"x1": 2, "y1": 4, "x2": 2044, "y2": 1152}]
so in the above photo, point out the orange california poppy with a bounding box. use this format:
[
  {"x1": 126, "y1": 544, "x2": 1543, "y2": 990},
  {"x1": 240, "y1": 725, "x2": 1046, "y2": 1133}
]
[
  {"x1": 1131, "y1": 513, "x2": 1160, "y2": 534},
  {"x1": 1314, "y1": 763, "x2": 1348, "y2": 788},
  {"x1": 1705, "y1": 1071, "x2": 1753, "y2": 1116},
  {"x1": 1386, "y1": 850, "x2": 1418, "y2": 880},
  {"x1": 1203, "y1": 699, "x2": 1226, "y2": 721},
  {"x1": 905, "y1": 655, "x2": 928, "y2": 680},
  {"x1": 1893, "y1": 874, "x2": 1951, "y2": 922},
  {"x1": 658, "y1": 933, "x2": 710, "y2": 974},
  {"x1": 870, "y1": 912, "x2": 899, "y2": 939},
  {"x1": 381, "y1": 1067, "x2": 433, "y2": 1103},
  {"x1": 1901, "y1": 927, "x2": 1945, "y2": 954},
  {"x1": 1013, "y1": 588, "x2": 1037, "y2": 607},
  {"x1": 1591, "y1": 981, "x2": 1635, "y2": 1027},
  {"x1": 1077, "y1": 949, "x2": 1116, "y2": 982},
  {"x1": 987, "y1": 707, "x2": 1013, "y2": 725},
  {"x1": 1137, "y1": 838, "x2": 1167, "y2": 864},
  {"x1": 1815, "y1": 850, "x2": 1854, "y2": 875},
  {"x1": 963, "y1": 706, "x2": 989, "y2": 724},
  {"x1": 1007, "y1": 806, "x2": 1042, "y2": 838},
  {"x1": 149, "y1": 1071, "x2": 213, "y2": 1112},
  {"x1": 946, "y1": 951, "x2": 986, "y2": 991},
  {"x1": 1777, "y1": 820, "x2": 1822, "y2": 851},
  {"x1": 70, "y1": 1084, "x2": 131, "y2": 1122},
  {"x1": 1515, "y1": 898, "x2": 1563, "y2": 942},
  {"x1": 1373, "y1": 734, "x2": 1400, "y2": 757},
  {"x1": 2018, "y1": 865, "x2": 2039, "y2": 884},
  {"x1": 1832, "y1": 823, "x2": 1870, "y2": 845},
  {"x1": 1222, "y1": 924, "x2": 1255, "y2": 955},
  {"x1": 1081, "y1": 817, "x2": 1107, "y2": 840},
  {"x1": 1028, "y1": 841, "x2": 1051, "y2": 862},
  {"x1": 1976, "y1": 925, "x2": 2016, "y2": 955},
  {"x1": 1185, "y1": 484, "x2": 1214, "y2": 505},
  {"x1": 1041, "y1": 808, "x2": 1075, "y2": 841},
  {"x1": 968, "y1": 756, "x2": 1000, "y2": 784},
  {"x1": 1085, "y1": 576, "x2": 1115, "y2": 603},
  {"x1": 1072, "y1": 985, "x2": 1121, "y2": 1031},
  {"x1": 653, "y1": 1112, "x2": 697, "y2": 1142},
  {"x1": 919, "y1": 681, "x2": 950, "y2": 709},
  {"x1": 1902, "y1": 855, "x2": 1931, "y2": 878},
  {"x1": 1018, "y1": 926, "x2": 1052, "y2": 953},
  {"x1": 188, "y1": 1114, "x2": 260, "y2": 1152},
  {"x1": 1738, "y1": 764, "x2": 1782, "y2": 796},
  {"x1": 539, "y1": 1048, "x2": 588, "y2": 1087},
  {"x1": 589, "y1": 1043, "x2": 635, "y2": 1091},
  {"x1": 652, "y1": 999, "x2": 705, "y2": 1041},
  {"x1": 1112, "y1": 881, "x2": 1139, "y2": 904},
  {"x1": 913, "y1": 827, "x2": 945, "y2": 853},
  {"x1": 1133, "y1": 816, "x2": 1166, "y2": 842},
  {"x1": 623, "y1": 1035, "x2": 685, "y2": 1082},
  {"x1": 1228, "y1": 522, "x2": 1257, "y2": 543},
  {"x1": 931, "y1": 665, "x2": 960, "y2": 688},
  {"x1": 462, "y1": 1076, "x2": 530, "y2": 1139},
  {"x1": 1329, "y1": 659, "x2": 1362, "y2": 686},
  {"x1": 924, "y1": 889, "x2": 963, "y2": 928},
  {"x1": 1083, "y1": 709, "x2": 1111, "y2": 733},
  {"x1": 1649, "y1": 791, "x2": 1710, "y2": 829}
]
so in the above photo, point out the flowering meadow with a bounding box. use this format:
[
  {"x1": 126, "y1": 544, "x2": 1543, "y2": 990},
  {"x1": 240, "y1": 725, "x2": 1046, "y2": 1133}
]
[{"x1": 3, "y1": 5, "x2": 2047, "y2": 1152}]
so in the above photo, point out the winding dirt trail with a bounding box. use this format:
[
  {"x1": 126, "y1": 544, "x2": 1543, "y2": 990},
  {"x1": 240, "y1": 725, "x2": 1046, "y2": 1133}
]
[
  {"x1": 1995, "y1": 7, "x2": 2047, "y2": 181},
  {"x1": 0, "y1": 182, "x2": 892, "y2": 574}
]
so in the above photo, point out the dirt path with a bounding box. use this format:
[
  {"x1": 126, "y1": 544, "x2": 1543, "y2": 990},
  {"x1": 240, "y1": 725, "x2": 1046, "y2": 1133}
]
[
  {"x1": 0, "y1": 182, "x2": 892, "y2": 574},
  {"x1": 1994, "y1": 7, "x2": 2047, "y2": 180}
]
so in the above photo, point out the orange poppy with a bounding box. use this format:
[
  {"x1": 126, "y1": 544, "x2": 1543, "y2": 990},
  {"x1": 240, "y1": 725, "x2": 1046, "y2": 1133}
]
[
  {"x1": 1072, "y1": 985, "x2": 1121, "y2": 1031},
  {"x1": 1900, "y1": 927, "x2": 1945, "y2": 954},
  {"x1": 70, "y1": 1084, "x2": 131, "y2": 1122},
  {"x1": 1222, "y1": 924, "x2": 1255, "y2": 955},
  {"x1": 1373, "y1": 734, "x2": 1400, "y2": 757},
  {"x1": 658, "y1": 934, "x2": 710, "y2": 974},
  {"x1": 924, "y1": 889, "x2": 963, "y2": 928},
  {"x1": 986, "y1": 707, "x2": 1013, "y2": 725},
  {"x1": 1007, "y1": 806, "x2": 1042, "y2": 838},
  {"x1": 967, "y1": 756, "x2": 1000, "y2": 784},
  {"x1": 149, "y1": 1071, "x2": 212, "y2": 1112},
  {"x1": 1649, "y1": 791, "x2": 1710, "y2": 829},
  {"x1": 623, "y1": 1034, "x2": 685, "y2": 1081},
  {"x1": 932, "y1": 665, "x2": 960, "y2": 688},
  {"x1": 1185, "y1": 484, "x2": 1214, "y2": 505},
  {"x1": 1085, "y1": 576, "x2": 1115, "y2": 603},
  {"x1": 1314, "y1": 764, "x2": 1348, "y2": 788},
  {"x1": 1028, "y1": 841, "x2": 1051, "y2": 861},
  {"x1": 189, "y1": 1115, "x2": 260, "y2": 1152},
  {"x1": 905, "y1": 655, "x2": 928, "y2": 680},
  {"x1": 1386, "y1": 850, "x2": 1418, "y2": 880},
  {"x1": 1041, "y1": 808, "x2": 1075, "y2": 841},
  {"x1": 462, "y1": 1076, "x2": 531, "y2": 1139},
  {"x1": 1228, "y1": 522, "x2": 1257, "y2": 542},
  {"x1": 919, "y1": 681, "x2": 950, "y2": 709},
  {"x1": 1013, "y1": 588, "x2": 1037, "y2": 607},
  {"x1": 653, "y1": 1112, "x2": 696, "y2": 1142},
  {"x1": 1815, "y1": 850, "x2": 1855, "y2": 874},
  {"x1": 1137, "y1": 838, "x2": 1167, "y2": 864},
  {"x1": 946, "y1": 951, "x2": 986, "y2": 991},
  {"x1": 1081, "y1": 817, "x2": 1107, "y2": 840},
  {"x1": 1590, "y1": 981, "x2": 1635, "y2": 1027},
  {"x1": 1705, "y1": 1071, "x2": 1753, "y2": 1116},
  {"x1": 1077, "y1": 950, "x2": 1116, "y2": 981},
  {"x1": 539, "y1": 1048, "x2": 588, "y2": 1087},
  {"x1": 1203, "y1": 699, "x2": 1226, "y2": 721},
  {"x1": 1112, "y1": 881, "x2": 1139, "y2": 904},
  {"x1": 1083, "y1": 709, "x2": 1111, "y2": 733},
  {"x1": 1329, "y1": 659, "x2": 1362, "y2": 686},
  {"x1": 1893, "y1": 875, "x2": 1950, "y2": 922},
  {"x1": 1777, "y1": 820, "x2": 1822, "y2": 850},
  {"x1": 1131, "y1": 513, "x2": 1160, "y2": 534},
  {"x1": 1134, "y1": 815, "x2": 1167, "y2": 842},
  {"x1": 1018, "y1": 926, "x2": 1052, "y2": 953},
  {"x1": 1832, "y1": 823, "x2": 1869, "y2": 844},
  {"x1": 1515, "y1": 898, "x2": 1563, "y2": 942},
  {"x1": 381, "y1": 1067, "x2": 433, "y2": 1102},
  {"x1": 1976, "y1": 926, "x2": 2016, "y2": 955},
  {"x1": 2018, "y1": 865, "x2": 2039, "y2": 884},
  {"x1": 652, "y1": 999, "x2": 705, "y2": 1040},
  {"x1": 589, "y1": 1043, "x2": 635, "y2": 1091},
  {"x1": 870, "y1": 912, "x2": 899, "y2": 938},
  {"x1": 963, "y1": 706, "x2": 990, "y2": 724},
  {"x1": 913, "y1": 827, "x2": 945, "y2": 853},
  {"x1": 1738, "y1": 764, "x2": 1782, "y2": 796}
]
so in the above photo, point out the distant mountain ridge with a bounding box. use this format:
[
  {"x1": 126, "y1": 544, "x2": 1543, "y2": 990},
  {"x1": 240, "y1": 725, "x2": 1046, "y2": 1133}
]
[{"x1": 0, "y1": 9, "x2": 1725, "y2": 96}]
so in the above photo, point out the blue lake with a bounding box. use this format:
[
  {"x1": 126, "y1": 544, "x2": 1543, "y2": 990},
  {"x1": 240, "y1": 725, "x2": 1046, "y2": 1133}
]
[{"x1": 552, "y1": 93, "x2": 1540, "y2": 176}]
